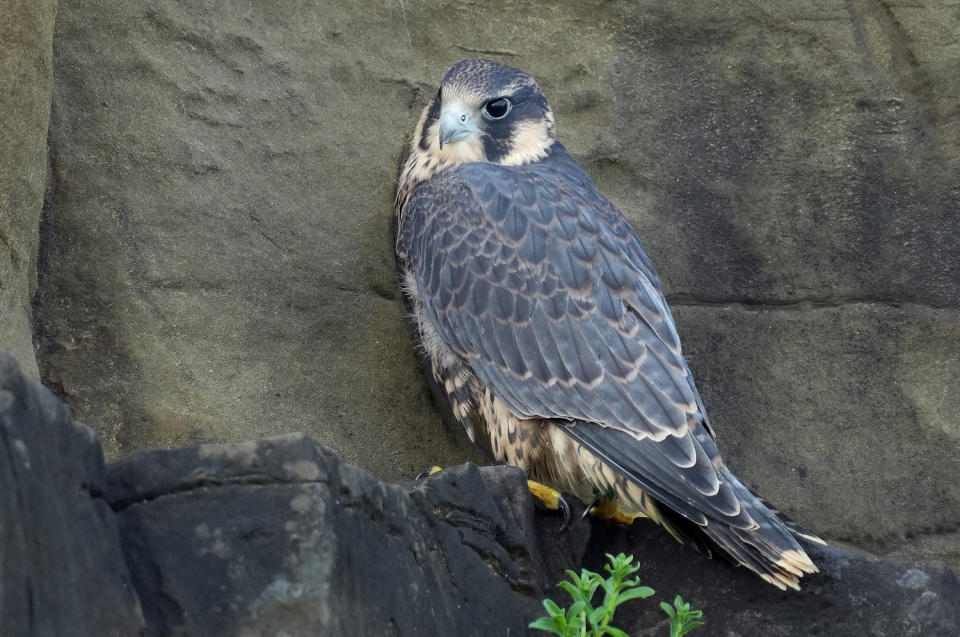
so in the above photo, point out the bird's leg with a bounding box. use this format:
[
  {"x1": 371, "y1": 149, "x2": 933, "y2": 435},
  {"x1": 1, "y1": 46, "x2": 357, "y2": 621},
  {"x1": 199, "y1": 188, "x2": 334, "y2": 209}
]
[
  {"x1": 415, "y1": 465, "x2": 444, "y2": 481},
  {"x1": 583, "y1": 489, "x2": 645, "y2": 526},
  {"x1": 416, "y1": 467, "x2": 571, "y2": 530},
  {"x1": 527, "y1": 480, "x2": 571, "y2": 531}
]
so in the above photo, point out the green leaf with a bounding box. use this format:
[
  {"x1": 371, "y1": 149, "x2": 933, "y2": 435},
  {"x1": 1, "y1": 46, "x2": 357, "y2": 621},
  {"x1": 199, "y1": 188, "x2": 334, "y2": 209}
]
[
  {"x1": 564, "y1": 570, "x2": 583, "y2": 587},
  {"x1": 587, "y1": 605, "x2": 609, "y2": 626},
  {"x1": 566, "y1": 600, "x2": 588, "y2": 622},
  {"x1": 558, "y1": 580, "x2": 584, "y2": 603},
  {"x1": 605, "y1": 553, "x2": 639, "y2": 580},
  {"x1": 542, "y1": 598, "x2": 564, "y2": 616},
  {"x1": 599, "y1": 627, "x2": 630, "y2": 637},
  {"x1": 659, "y1": 600, "x2": 676, "y2": 618},
  {"x1": 673, "y1": 620, "x2": 706, "y2": 637},
  {"x1": 599, "y1": 578, "x2": 615, "y2": 601},
  {"x1": 617, "y1": 586, "x2": 655, "y2": 603},
  {"x1": 582, "y1": 579, "x2": 602, "y2": 602},
  {"x1": 528, "y1": 615, "x2": 566, "y2": 635},
  {"x1": 565, "y1": 613, "x2": 586, "y2": 632}
]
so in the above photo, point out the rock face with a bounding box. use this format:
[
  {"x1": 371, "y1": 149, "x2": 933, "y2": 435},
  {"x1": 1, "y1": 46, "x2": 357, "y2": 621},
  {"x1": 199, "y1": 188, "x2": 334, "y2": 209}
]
[
  {"x1": 590, "y1": 523, "x2": 960, "y2": 637},
  {"x1": 0, "y1": 352, "x2": 144, "y2": 636},
  {"x1": 36, "y1": 0, "x2": 486, "y2": 477},
  {"x1": 107, "y1": 438, "x2": 552, "y2": 637},
  {"x1": 25, "y1": 0, "x2": 960, "y2": 573},
  {"x1": 0, "y1": 0, "x2": 56, "y2": 377},
  {"x1": 2, "y1": 349, "x2": 959, "y2": 636}
]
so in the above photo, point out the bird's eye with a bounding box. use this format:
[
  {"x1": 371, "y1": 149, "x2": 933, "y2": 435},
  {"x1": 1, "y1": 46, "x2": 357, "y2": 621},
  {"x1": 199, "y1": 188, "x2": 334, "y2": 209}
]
[{"x1": 482, "y1": 97, "x2": 511, "y2": 120}]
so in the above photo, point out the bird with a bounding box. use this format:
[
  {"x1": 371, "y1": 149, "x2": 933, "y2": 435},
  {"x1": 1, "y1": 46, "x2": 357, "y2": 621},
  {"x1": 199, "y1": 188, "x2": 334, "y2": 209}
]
[{"x1": 394, "y1": 59, "x2": 824, "y2": 590}]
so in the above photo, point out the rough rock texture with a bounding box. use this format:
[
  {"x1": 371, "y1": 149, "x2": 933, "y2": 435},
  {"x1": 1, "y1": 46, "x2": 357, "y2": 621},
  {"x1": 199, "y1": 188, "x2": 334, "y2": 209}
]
[
  {"x1": 0, "y1": 0, "x2": 56, "y2": 377},
  {"x1": 37, "y1": 0, "x2": 485, "y2": 475},
  {"x1": 107, "y1": 437, "x2": 557, "y2": 637},
  {"x1": 107, "y1": 435, "x2": 960, "y2": 637},
  {"x1": 3, "y1": 350, "x2": 958, "y2": 636},
  {"x1": 590, "y1": 521, "x2": 960, "y2": 637},
  {"x1": 33, "y1": 0, "x2": 960, "y2": 572},
  {"x1": 0, "y1": 351, "x2": 144, "y2": 636}
]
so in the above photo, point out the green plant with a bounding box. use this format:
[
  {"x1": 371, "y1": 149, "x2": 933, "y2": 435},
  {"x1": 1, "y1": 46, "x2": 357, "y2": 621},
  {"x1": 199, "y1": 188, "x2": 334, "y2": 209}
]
[
  {"x1": 661, "y1": 595, "x2": 704, "y2": 637},
  {"x1": 529, "y1": 553, "x2": 704, "y2": 637}
]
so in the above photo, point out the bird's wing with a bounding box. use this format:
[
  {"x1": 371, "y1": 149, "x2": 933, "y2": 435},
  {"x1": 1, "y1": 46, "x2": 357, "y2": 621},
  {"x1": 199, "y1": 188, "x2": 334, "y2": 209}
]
[{"x1": 397, "y1": 153, "x2": 751, "y2": 528}]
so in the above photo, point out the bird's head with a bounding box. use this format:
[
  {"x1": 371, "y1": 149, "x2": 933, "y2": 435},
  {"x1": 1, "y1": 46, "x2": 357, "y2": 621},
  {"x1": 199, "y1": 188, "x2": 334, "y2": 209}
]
[{"x1": 413, "y1": 59, "x2": 557, "y2": 167}]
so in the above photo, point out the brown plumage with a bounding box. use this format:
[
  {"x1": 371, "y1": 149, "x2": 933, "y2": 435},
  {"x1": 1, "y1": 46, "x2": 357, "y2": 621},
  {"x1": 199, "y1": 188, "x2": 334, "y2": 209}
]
[{"x1": 394, "y1": 59, "x2": 824, "y2": 590}]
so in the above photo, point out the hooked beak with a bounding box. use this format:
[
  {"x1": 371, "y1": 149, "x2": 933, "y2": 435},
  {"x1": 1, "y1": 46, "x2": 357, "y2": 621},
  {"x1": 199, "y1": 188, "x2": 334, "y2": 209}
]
[{"x1": 438, "y1": 107, "x2": 481, "y2": 148}]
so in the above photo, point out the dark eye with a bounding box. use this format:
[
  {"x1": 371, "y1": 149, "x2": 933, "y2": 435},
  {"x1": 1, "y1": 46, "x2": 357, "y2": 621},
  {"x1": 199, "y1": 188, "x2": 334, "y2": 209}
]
[{"x1": 482, "y1": 97, "x2": 511, "y2": 120}]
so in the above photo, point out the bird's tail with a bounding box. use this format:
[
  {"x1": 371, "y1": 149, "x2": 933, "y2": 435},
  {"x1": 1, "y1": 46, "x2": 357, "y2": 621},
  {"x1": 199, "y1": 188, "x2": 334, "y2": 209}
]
[
  {"x1": 561, "y1": 422, "x2": 825, "y2": 590},
  {"x1": 656, "y1": 468, "x2": 825, "y2": 591}
]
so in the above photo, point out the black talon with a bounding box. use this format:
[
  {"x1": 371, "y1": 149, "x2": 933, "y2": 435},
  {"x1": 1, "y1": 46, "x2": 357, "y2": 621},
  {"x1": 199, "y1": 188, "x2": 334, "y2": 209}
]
[
  {"x1": 582, "y1": 497, "x2": 600, "y2": 521},
  {"x1": 416, "y1": 465, "x2": 442, "y2": 481},
  {"x1": 557, "y1": 494, "x2": 571, "y2": 532}
]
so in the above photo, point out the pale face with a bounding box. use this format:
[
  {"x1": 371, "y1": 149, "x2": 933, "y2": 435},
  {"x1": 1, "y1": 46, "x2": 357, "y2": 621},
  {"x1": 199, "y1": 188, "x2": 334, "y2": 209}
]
[
  {"x1": 395, "y1": 59, "x2": 559, "y2": 213},
  {"x1": 414, "y1": 59, "x2": 557, "y2": 167}
]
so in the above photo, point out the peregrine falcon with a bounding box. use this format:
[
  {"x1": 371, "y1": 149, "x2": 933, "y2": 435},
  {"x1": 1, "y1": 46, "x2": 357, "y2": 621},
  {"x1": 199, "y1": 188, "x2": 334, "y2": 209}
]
[{"x1": 394, "y1": 59, "x2": 824, "y2": 590}]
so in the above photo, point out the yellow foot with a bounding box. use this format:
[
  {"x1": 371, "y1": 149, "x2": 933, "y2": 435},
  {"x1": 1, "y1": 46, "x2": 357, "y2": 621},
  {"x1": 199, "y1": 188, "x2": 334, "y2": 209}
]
[
  {"x1": 527, "y1": 480, "x2": 571, "y2": 531},
  {"x1": 584, "y1": 494, "x2": 645, "y2": 526},
  {"x1": 418, "y1": 469, "x2": 571, "y2": 531},
  {"x1": 415, "y1": 465, "x2": 444, "y2": 480}
]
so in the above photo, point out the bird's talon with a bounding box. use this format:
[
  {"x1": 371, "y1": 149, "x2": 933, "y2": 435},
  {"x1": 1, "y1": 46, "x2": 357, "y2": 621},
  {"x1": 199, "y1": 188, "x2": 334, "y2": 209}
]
[
  {"x1": 416, "y1": 465, "x2": 443, "y2": 481},
  {"x1": 584, "y1": 495, "x2": 644, "y2": 526},
  {"x1": 527, "y1": 479, "x2": 569, "y2": 531},
  {"x1": 557, "y1": 493, "x2": 571, "y2": 532},
  {"x1": 582, "y1": 497, "x2": 600, "y2": 521}
]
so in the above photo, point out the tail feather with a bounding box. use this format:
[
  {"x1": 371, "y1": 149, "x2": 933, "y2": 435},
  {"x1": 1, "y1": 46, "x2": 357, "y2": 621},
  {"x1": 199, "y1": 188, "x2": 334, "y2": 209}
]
[
  {"x1": 561, "y1": 422, "x2": 823, "y2": 589},
  {"x1": 741, "y1": 480, "x2": 827, "y2": 546},
  {"x1": 702, "y1": 521, "x2": 802, "y2": 590},
  {"x1": 687, "y1": 470, "x2": 820, "y2": 589}
]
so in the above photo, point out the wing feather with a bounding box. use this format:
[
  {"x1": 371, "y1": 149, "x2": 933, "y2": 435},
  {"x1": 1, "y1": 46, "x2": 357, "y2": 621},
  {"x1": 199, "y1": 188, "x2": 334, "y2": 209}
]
[
  {"x1": 397, "y1": 143, "x2": 747, "y2": 528},
  {"x1": 399, "y1": 148, "x2": 699, "y2": 429}
]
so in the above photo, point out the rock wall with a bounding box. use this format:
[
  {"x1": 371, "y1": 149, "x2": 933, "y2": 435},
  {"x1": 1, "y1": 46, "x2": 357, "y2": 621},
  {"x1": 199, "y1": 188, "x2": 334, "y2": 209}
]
[
  {"x1": 0, "y1": 0, "x2": 56, "y2": 376},
  {"x1": 16, "y1": 0, "x2": 960, "y2": 572},
  {"x1": 36, "y1": 0, "x2": 487, "y2": 476}
]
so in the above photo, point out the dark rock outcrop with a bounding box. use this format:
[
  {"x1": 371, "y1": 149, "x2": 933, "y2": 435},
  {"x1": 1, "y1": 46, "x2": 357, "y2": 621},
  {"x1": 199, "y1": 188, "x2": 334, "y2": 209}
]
[
  {"x1": 589, "y1": 522, "x2": 960, "y2": 637},
  {"x1": 0, "y1": 351, "x2": 144, "y2": 636},
  {"x1": 107, "y1": 438, "x2": 558, "y2": 636},
  {"x1": 2, "y1": 349, "x2": 958, "y2": 636}
]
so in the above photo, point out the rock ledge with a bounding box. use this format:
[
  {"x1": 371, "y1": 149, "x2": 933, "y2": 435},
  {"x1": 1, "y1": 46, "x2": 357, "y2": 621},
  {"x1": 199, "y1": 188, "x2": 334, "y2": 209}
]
[{"x1": 2, "y1": 349, "x2": 958, "y2": 636}]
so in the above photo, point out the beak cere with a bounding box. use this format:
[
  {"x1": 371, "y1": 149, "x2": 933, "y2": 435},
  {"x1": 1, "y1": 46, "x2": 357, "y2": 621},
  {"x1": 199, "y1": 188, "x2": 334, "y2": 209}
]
[{"x1": 438, "y1": 108, "x2": 480, "y2": 148}]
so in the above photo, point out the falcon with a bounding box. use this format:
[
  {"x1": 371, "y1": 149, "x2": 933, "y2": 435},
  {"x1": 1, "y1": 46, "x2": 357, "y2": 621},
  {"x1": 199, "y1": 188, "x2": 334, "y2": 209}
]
[{"x1": 394, "y1": 59, "x2": 824, "y2": 590}]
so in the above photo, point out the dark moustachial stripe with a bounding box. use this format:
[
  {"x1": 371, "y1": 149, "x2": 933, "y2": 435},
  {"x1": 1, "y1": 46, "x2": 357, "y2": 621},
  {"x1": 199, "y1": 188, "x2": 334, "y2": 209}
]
[
  {"x1": 418, "y1": 93, "x2": 441, "y2": 151},
  {"x1": 482, "y1": 132, "x2": 512, "y2": 164}
]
